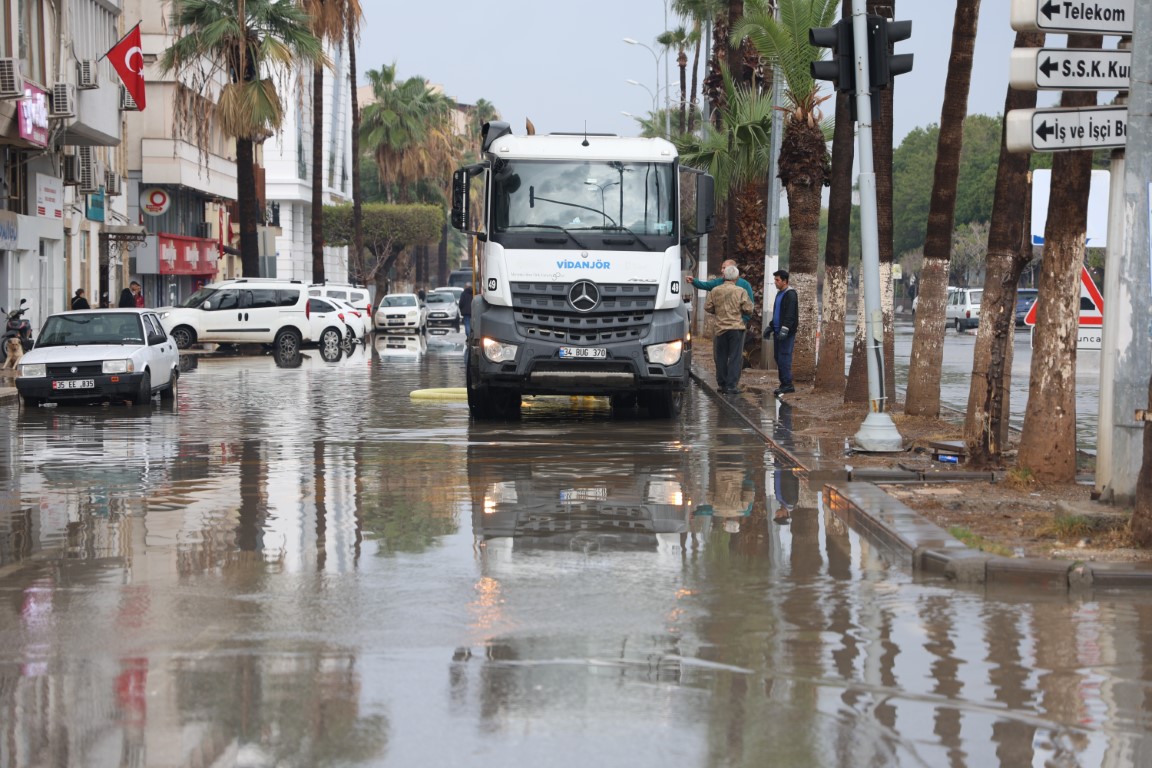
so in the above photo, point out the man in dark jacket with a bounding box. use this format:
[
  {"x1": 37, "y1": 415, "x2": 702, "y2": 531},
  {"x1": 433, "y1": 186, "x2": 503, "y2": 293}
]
[
  {"x1": 71, "y1": 289, "x2": 90, "y2": 310},
  {"x1": 763, "y1": 269, "x2": 798, "y2": 395},
  {"x1": 459, "y1": 285, "x2": 473, "y2": 336}
]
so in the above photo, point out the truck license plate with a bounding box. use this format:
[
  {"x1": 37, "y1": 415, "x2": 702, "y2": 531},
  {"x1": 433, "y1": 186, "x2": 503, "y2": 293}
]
[
  {"x1": 53, "y1": 379, "x2": 94, "y2": 390},
  {"x1": 559, "y1": 347, "x2": 606, "y2": 359}
]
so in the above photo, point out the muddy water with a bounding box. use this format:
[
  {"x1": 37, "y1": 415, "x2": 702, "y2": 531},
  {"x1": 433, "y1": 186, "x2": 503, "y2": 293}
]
[{"x1": 0, "y1": 338, "x2": 1148, "y2": 767}]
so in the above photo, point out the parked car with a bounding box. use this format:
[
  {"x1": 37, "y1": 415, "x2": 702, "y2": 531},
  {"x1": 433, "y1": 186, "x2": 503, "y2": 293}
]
[
  {"x1": 1015, "y1": 288, "x2": 1039, "y2": 327},
  {"x1": 424, "y1": 290, "x2": 461, "y2": 330},
  {"x1": 16, "y1": 309, "x2": 180, "y2": 407},
  {"x1": 945, "y1": 287, "x2": 982, "y2": 331},
  {"x1": 159, "y1": 278, "x2": 312, "y2": 355},
  {"x1": 432, "y1": 286, "x2": 463, "y2": 302},
  {"x1": 374, "y1": 333, "x2": 427, "y2": 356},
  {"x1": 306, "y1": 297, "x2": 351, "y2": 359},
  {"x1": 308, "y1": 283, "x2": 374, "y2": 318},
  {"x1": 327, "y1": 297, "x2": 370, "y2": 343},
  {"x1": 375, "y1": 293, "x2": 427, "y2": 333},
  {"x1": 911, "y1": 286, "x2": 959, "y2": 316}
]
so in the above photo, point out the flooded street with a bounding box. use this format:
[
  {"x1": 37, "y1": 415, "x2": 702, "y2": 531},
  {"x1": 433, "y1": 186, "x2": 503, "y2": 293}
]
[{"x1": 0, "y1": 336, "x2": 1149, "y2": 767}]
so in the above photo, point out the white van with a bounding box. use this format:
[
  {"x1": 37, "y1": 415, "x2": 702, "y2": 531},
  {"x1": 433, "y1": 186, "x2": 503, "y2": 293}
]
[{"x1": 158, "y1": 278, "x2": 313, "y2": 355}]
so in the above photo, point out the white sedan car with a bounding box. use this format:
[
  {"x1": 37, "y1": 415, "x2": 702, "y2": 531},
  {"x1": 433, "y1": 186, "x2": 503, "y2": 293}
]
[
  {"x1": 375, "y1": 293, "x2": 427, "y2": 333},
  {"x1": 16, "y1": 309, "x2": 180, "y2": 407},
  {"x1": 328, "y1": 297, "x2": 370, "y2": 343}
]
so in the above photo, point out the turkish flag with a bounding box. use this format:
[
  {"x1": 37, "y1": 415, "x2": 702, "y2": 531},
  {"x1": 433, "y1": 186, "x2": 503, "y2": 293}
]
[{"x1": 106, "y1": 23, "x2": 146, "y2": 111}]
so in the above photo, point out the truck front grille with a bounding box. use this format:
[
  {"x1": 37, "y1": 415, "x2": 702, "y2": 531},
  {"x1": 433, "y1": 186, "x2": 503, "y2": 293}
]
[{"x1": 511, "y1": 282, "x2": 656, "y2": 344}]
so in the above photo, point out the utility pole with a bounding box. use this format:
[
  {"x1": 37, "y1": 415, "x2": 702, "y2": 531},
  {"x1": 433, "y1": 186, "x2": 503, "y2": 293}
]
[{"x1": 1103, "y1": 7, "x2": 1152, "y2": 503}]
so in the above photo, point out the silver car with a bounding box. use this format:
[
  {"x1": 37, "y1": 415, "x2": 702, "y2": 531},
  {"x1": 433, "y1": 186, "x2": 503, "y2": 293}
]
[{"x1": 16, "y1": 309, "x2": 180, "y2": 407}]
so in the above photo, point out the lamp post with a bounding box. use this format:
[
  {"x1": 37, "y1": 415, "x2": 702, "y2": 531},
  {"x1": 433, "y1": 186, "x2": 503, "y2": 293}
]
[{"x1": 623, "y1": 37, "x2": 670, "y2": 138}]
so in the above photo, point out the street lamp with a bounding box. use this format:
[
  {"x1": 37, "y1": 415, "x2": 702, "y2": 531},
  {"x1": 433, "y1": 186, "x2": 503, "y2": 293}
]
[{"x1": 623, "y1": 37, "x2": 670, "y2": 138}]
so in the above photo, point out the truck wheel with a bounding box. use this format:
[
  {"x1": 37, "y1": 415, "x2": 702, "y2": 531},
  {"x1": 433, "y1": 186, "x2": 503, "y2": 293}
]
[
  {"x1": 466, "y1": 359, "x2": 520, "y2": 420},
  {"x1": 646, "y1": 388, "x2": 683, "y2": 419}
]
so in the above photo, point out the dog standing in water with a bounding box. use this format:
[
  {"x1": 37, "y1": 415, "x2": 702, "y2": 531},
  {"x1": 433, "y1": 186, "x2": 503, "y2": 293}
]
[{"x1": 2, "y1": 336, "x2": 23, "y2": 369}]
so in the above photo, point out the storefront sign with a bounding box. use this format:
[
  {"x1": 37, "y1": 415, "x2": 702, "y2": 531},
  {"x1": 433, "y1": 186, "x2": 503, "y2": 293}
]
[
  {"x1": 87, "y1": 189, "x2": 105, "y2": 222},
  {"x1": 0, "y1": 211, "x2": 17, "y2": 250},
  {"x1": 35, "y1": 173, "x2": 63, "y2": 219},
  {"x1": 18, "y1": 84, "x2": 49, "y2": 147},
  {"x1": 141, "y1": 188, "x2": 171, "y2": 216},
  {"x1": 158, "y1": 233, "x2": 219, "y2": 275}
]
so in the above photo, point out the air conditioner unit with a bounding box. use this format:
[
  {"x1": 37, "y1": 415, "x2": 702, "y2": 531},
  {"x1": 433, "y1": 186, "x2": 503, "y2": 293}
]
[
  {"x1": 0, "y1": 58, "x2": 24, "y2": 99},
  {"x1": 77, "y1": 146, "x2": 99, "y2": 194},
  {"x1": 62, "y1": 154, "x2": 80, "y2": 186},
  {"x1": 50, "y1": 82, "x2": 76, "y2": 118},
  {"x1": 104, "y1": 170, "x2": 121, "y2": 197},
  {"x1": 119, "y1": 84, "x2": 139, "y2": 112},
  {"x1": 77, "y1": 59, "x2": 99, "y2": 90}
]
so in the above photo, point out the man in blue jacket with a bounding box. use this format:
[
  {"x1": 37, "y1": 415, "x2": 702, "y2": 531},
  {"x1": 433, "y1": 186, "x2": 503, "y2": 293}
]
[{"x1": 763, "y1": 269, "x2": 798, "y2": 396}]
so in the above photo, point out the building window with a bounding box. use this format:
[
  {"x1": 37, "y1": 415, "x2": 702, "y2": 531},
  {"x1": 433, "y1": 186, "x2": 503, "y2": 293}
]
[{"x1": 16, "y1": 0, "x2": 45, "y2": 85}]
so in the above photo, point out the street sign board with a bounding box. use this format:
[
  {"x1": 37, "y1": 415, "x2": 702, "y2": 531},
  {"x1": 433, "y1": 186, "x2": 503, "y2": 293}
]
[
  {"x1": 1009, "y1": 47, "x2": 1132, "y2": 91},
  {"x1": 1006, "y1": 105, "x2": 1127, "y2": 153},
  {"x1": 1011, "y1": 0, "x2": 1134, "y2": 35}
]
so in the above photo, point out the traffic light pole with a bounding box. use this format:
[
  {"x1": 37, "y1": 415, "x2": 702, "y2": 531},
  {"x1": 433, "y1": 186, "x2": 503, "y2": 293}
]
[{"x1": 850, "y1": 0, "x2": 903, "y2": 452}]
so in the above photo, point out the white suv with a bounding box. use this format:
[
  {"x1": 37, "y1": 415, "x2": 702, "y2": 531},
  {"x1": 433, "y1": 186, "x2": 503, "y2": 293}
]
[
  {"x1": 159, "y1": 278, "x2": 313, "y2": 355},
  {"x1": 945, "y1": 287, "x2": 982, "y2": 331}
]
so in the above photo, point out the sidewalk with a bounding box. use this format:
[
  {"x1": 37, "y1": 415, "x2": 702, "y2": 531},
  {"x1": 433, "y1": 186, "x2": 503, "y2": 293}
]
[{"x1": 689, "y1": 351, "x2": 1152, "y2": 593}]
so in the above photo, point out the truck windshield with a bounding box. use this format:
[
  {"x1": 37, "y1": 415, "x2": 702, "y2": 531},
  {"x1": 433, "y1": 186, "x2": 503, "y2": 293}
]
[{"x1": 491, "y1": 159, "x2": 676, "y2": 241}]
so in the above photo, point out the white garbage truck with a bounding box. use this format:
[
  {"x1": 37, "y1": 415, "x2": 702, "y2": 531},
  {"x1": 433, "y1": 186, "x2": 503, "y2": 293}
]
[{"x1": 450, "y1": 121, "x2": 715, "y2": 419}]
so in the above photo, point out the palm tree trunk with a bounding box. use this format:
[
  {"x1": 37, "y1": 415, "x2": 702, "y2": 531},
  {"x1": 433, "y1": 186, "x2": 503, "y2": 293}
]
[
  {"x1": 678, "y1": 49, "x2": 688, "y2": 133},
  {"x1": 688, "y1": 30, "x2": 702, "y2": 134},
  {"x1": 348, "y1": 25, "x2": 364, "y2": 286},
  {"x1": 780, "y1": 119, "x2": 826, "y2": 382},
  {"x1": 964, "y1": 30, "x2": 1044, "y2": 465},
  {"x1": 1017, "y1": 34, "x2": 1101, "y2": 483},
  {"x1": 312, "y1": 62, "x2": 326, "y2": 283},
  {"x1": 237, "y1": 137, "x2": 260, "y2": 276},
  {"x1": 905, "y1": 0, "x2": 981, "y2": 416},
  {"x1": 817, "y1": 86, "x2": 854, "y2": 392}
]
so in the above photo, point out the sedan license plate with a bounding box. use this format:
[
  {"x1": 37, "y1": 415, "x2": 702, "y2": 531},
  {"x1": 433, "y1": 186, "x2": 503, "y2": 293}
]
[
  {"x1": 53, "y1": 379, "x2": 94, "y2": 390},
  {"x1": 559, "y1": 347, "x2": 607, "y2": 359}
]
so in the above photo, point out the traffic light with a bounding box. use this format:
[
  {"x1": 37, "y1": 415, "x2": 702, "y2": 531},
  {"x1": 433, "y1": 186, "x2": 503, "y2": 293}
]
[
  {"x1": 809, "y1": 19, "x2": 854, "y2": 95},
  {"x1": 867, "y1": 15, "x2": 913, "y2": 90}
]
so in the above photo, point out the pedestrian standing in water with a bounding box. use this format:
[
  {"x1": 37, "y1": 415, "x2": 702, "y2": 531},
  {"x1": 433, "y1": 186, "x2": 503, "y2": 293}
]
[{"x1": 705, "y1": 264, "x2": 754, "y2": 395}]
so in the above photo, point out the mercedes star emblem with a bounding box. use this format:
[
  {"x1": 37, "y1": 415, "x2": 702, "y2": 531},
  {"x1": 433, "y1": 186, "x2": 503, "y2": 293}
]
[{"x1": 568, "y1": 280, "x2": 600, "y2": 313}]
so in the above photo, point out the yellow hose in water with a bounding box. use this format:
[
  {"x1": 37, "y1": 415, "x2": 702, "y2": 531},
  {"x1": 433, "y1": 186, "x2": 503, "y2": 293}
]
[{"x1": 409, "y1": 388, "x2": 468, "y2": 400}]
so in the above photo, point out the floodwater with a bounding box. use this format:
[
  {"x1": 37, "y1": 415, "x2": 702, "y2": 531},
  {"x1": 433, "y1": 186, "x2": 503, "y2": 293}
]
[{"x1": 0, "y1": 334, "x2": 1149, "y2": 767}]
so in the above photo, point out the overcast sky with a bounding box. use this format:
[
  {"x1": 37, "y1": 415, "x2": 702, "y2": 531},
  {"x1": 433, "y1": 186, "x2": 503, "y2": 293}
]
[{"x1": 352, "y1": 2, "x2": 1052, "y2": 145}]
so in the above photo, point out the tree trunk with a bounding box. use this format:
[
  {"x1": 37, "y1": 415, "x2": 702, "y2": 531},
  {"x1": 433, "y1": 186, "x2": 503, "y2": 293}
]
[
  {"x1": 965, "y1": 30, "x2": 1044, "y2": 466},
  {"x1": 237, "y1": 137, "x2": 260, "y2": 277},
  {"x1": 312, "y1": 62, "x2": 326, "y2": 283},
  {"x1": 905, "y1": 0, "x2": 981, "y2": 416},
  {"x1": 688, "y1": 31, "x2": 702, "y2": 134},
  {"x1": 1017, "y1": 34, "x2": 1101, "y2": 483},
  {"x1": 678, "y1": 49, "x2": 688, "y2": 134},
  {"x1": 349, "y1": 25, "x2": 364, "y2": 286},
  {"x1": 437, "y1": 222, "x2": 448, "y2": 286},
  {"x1": 816, "y1": 82, "x2": 854, "y2": 392},
  {"x1": 780, "y1": 121, "x2": 826, "y2": 383}
]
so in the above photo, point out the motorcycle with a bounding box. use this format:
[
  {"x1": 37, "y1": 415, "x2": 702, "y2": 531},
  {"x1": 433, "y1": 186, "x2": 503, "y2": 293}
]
[{"x1": 2, "y1": 298, "x2": 33, "y2": 352}]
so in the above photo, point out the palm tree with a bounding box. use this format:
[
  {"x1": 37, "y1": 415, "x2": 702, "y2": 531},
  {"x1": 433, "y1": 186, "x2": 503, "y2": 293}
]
[
  {"x1": 302, "y1": 0, "x2": 363, "y2": 283},
  {"x1": 673, "y1": 0, "x2": 723, "y2": 134},
  {"x1": 348, "y1": 24, "x2": 364, "y2": 284},
  {"x1": 161, "y1": 0, "x2": 326, "y2": 278},
  {"x1": 733, "y1": 0, "x2": 838, "y2": 382},
  {"x1": 359, "y1": 66, "x2": 443, "y2": 203},
  {"x1": 964, "y1": 31, "x2": 1043, "y2": 465},
  {"x1": 657, "y1": 26, "x2": 690, "y2": 134},
  {"x1": 904, "y1": 0, "x2": 981, "y2": 417}
]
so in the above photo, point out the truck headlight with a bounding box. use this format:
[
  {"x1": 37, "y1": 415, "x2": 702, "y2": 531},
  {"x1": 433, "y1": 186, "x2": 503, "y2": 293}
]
[
  {"x1": 645, "y1": 340, "x2": 683, "y2": 366},
  {"x1": 19, "y1": 363, "x2": 45, "y2": 378},
  {"x1": 102, "y1": 360, "x2": 134, "y2": 374},
  {"x1": 481, "y1": 337, "x2": 518, "y2": 363}
]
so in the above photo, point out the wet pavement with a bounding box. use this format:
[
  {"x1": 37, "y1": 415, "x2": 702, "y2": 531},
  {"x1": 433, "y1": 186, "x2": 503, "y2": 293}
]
[{"x1": 0, "y1": 334, "x2": 1150, "y2": 766}]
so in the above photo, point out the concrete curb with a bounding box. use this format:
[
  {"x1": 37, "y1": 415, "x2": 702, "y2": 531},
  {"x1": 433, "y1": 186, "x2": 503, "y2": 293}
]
[{"x1": 689, "y1": 364, "x2": 1152, "y2": 593}]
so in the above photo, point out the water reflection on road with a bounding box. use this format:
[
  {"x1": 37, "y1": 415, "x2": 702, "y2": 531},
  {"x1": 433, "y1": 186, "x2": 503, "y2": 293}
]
[{"x1": 0, "y1": 337, "x2": 1148, "y2": 766}]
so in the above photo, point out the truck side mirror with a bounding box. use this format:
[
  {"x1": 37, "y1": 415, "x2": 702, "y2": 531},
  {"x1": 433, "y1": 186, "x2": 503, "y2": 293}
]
[
  {"x1": 451, "y1": 168, "x2": 469, "y2": 232},
  {"x1": 697, "y1": 174, "x2": 716, "y2": 235}
]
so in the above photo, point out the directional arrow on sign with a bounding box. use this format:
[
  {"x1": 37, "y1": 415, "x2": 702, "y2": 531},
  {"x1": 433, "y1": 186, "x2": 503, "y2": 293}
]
[
  {"x1": 1011, "y1": 0, "x2": 1134, "y2": 35},
  {"x1": 1006, "y1": 105, "x2": 1128, "y2": 153},
  {"x1": 1009, "y1": 48, "x2": 1132, "y2": 91}
]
